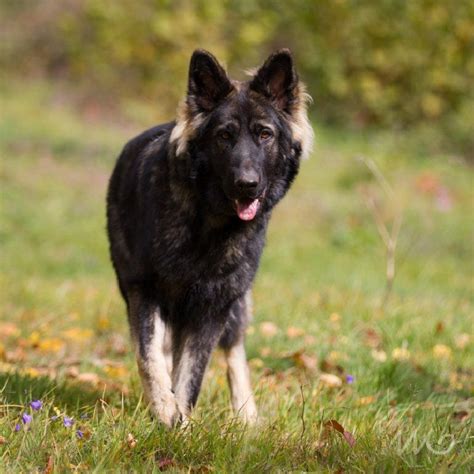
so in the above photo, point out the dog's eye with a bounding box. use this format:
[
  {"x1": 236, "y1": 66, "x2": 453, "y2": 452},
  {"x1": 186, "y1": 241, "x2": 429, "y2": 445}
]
[
  {"x1": 219, "y1": 131, "x2": 232, "y2": 140},
  {"x1": 260, "y1": 129, "x2": 273, "y2": 141}
]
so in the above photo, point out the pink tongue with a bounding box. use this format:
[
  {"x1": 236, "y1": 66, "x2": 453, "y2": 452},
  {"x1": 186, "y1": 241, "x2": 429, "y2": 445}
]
[{"x1": 236, "y1": 199, "x2": 259, "y2": 221}]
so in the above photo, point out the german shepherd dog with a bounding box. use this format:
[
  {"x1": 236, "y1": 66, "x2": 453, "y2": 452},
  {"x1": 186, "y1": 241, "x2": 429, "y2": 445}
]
[{"x1": 106, "y1": 49, "x2": 313, "y2": 426}]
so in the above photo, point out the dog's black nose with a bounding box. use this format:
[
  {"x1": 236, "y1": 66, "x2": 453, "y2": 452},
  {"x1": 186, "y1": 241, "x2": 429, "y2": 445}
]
[{"x1": 235, "y1": 171, "x2": 260, "y2": 191}]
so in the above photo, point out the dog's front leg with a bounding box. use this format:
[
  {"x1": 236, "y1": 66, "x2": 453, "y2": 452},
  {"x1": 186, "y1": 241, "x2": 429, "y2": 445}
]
[
  {"x1": 128, "y1": 291, "x2": 180, "y2": 427},
  {"x1": 171, "y1": 321, "x2": 225, "y2": 421}
]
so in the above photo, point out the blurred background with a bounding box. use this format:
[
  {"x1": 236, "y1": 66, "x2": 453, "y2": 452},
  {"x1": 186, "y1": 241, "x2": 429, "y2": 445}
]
[
  {"x1": 2, "y1": 0, "x2": 473, "y2": 157},
  {"x1": 1, "y1": 2, "x2": 473, "y2": 470}
]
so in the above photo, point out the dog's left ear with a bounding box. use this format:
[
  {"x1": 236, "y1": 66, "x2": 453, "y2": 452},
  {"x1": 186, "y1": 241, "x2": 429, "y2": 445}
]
[
  {"x1": 187, "y1": 49, "x2": 234, "y2": 112},
  {"x1": 250, "y1": 49, "x2": 298, "y2": 112}
]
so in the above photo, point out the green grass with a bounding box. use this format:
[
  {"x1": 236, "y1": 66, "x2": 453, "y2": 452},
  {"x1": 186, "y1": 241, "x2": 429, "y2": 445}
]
[{"x1": 1, "y1": 79, "x2": 473, "y2": 472}]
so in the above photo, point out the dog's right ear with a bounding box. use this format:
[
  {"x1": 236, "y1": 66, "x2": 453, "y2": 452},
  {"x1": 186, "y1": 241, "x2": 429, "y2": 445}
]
[{"x1": 187, "y1": 49, "x2": 234, "y2": 112}]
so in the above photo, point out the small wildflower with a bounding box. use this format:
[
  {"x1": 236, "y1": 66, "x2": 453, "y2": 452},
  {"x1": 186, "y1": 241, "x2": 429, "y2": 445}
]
[
  {"x1": 76, "y1": 430, "x2": 84, "y2": 439},
  {"x1": 30, "y1": 400, "x2": 43, "y2": 411},
  {"x1": 63, "y1": 417, "x2": 74, "y2": 428},
  {"x1": 21, "y1": 413, "x2": 32, "y2": 425},
  {"x1": 14, "y1": 423, "x2": 21, "y2": 432},
  {"x1": 50, "y1": 415, "x2": 59, "y2": 421},
  {"x1": 346, "y1": 374, "x2": 355, "y2": 384}
]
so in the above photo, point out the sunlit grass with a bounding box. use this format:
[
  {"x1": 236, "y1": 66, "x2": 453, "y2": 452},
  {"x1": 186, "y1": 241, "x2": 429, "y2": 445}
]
[{"x1": 0, "y1": 80, "x2": 472, "y2": 471}]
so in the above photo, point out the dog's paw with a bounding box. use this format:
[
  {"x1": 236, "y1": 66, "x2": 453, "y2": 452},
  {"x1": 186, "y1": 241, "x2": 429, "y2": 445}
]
[{"x1": 150, "y1": 392, "x2": 182, "y2": 428}]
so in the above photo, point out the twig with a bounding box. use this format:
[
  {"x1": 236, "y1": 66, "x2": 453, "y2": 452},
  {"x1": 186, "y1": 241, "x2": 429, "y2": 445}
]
[{"x1": 357, "y1": 156, "x2": 403, "y2": 310}]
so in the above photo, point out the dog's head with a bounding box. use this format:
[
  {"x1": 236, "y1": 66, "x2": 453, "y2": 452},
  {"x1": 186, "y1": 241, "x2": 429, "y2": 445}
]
[{"x1": 170, "y1": 49, "x2": 313, "y2": 221}]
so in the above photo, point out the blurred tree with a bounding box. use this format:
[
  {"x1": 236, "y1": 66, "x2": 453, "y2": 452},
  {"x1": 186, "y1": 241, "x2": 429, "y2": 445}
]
[{"x1": 1, "y1": 0, "x2": 473, "y2": 156}]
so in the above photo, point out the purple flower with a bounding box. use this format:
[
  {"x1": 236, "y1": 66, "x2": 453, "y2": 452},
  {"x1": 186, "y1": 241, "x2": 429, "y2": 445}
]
[
  {"x1": 63, "y1": 416, "x2": 74, "y2": 428},
  {"x1": 21, "y1": 413, "x2": 32, "y2": 424},
  {"x1": 14, "y1": 423, "x2": 21, "y2": 432},
  {"x1": 30, "y1": 400, "x2": 43, "y2": 411},
  {"x1": 346, "y1": 374, "x2": 355, "y2": 384},
  {"x1": 76, "y1": 430, "x2": 84, "y2": 439}
]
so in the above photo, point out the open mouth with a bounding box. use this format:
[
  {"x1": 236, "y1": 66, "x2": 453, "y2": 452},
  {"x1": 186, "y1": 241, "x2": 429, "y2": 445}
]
[{"x1": 234, "y1": 197, "x2": 261, "y2": 221}]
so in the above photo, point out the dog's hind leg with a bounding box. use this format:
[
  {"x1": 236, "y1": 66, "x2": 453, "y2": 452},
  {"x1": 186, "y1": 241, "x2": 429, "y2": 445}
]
[
  {"x1": 128, "y1": 290, "x2": 180, "y2": 427},
  {"x1": 219, "y1": 294, "x2": 258, "y2": 424}
]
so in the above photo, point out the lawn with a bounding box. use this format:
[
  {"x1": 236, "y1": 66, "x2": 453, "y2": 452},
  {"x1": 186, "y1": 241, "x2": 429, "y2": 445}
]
[{"x1": 0, "y1": 80, "x2": 472, "y2": 472}]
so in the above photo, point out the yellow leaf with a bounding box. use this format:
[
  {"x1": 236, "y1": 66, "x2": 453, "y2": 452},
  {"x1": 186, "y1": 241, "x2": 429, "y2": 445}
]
[
  {"x1": 103, "y1": 365, "x2": 128, "y2": 379},
  {"x1": 38, "y1": 338, "x2": 64, "y2": 353},
  {"x1": 392, "y1": 347, "x2": 410, "y2": 361},
  {"x1": 62, "y1": 328, "x2": 94, "y2": 342},
  {"x1": 433, "y1": 344, "x2": 452, "y2": 359},
  {"x1": 356, "y1": 395, "x2": 376, "y2": 406}
]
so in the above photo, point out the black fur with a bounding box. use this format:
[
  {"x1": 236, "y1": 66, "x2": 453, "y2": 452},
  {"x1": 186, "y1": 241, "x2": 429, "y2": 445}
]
[{"x1": 106, "y1": 49, "x2": 309, "y2": 424}]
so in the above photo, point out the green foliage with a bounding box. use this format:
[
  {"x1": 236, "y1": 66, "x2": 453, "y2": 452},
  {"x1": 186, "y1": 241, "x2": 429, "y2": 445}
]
[{"x1": 1, "y1": 0, "x2": 473, "y2": 157}]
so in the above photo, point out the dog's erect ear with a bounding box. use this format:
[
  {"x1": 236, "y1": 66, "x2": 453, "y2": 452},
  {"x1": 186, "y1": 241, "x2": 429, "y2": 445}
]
[
  {"x1": 187, "y1": 49, "x2": 233, "y2": 112},
  {"x1": 249, "y1": 49, "x2": 298, "y2": 112}
]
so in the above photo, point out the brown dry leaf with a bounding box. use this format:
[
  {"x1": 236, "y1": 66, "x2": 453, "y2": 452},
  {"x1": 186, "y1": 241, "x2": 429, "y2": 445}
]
[
  {"x1": 320, "y1": 359, "x2": 344, "y2": 375},
  {"x1": 66, "y1": 366, "x2": 80, "y2": 378},
  {"x1": 156, "y1": 456, "x2": 175, "y2": 471},
  {"x1": 364, "y1": 328, "x2": 382, "y2": 349},
  {"x1": 259, "y1": 321, "x2": 279, "y2": 338},
  {"x1": 324, "y1": 419, "x2": 356, "y2": 447},
  {"x1": 319, "y1": 373, "x2": 342, "y2": 388},
  {"x1": 286, "y1": 326, "x2": 305, "y2": 339},
  {"x1": 0, "y1": 435, "x2": 6, "y2": 445},
  {"x1": 44, "y1": 456, "x2": 54, "y2": 474},
  {"x1": 435, "y1": 321, "x2": 445, "y2": 334},
  {"x1": 291, "y1": 350, "x2": 318, "y2": 371},
  {"x1": 0, "y1": 322, "x2": 20, "y2": 338},
  {"x1": 127, "y1": 432, "x2": 137, "y2": 448},
  {"x1": 452, "y1": 411, "x2": 469, "y2": 422}
]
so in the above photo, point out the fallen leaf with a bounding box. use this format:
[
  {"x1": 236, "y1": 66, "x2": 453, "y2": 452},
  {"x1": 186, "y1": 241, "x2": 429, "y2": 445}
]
[
  {"x1": 0, "y1": 323, "x2": 20, "y2": 338},
  {"x1": 77, "y1": 372, "x2": 100, "y2": 386},
  {"x1": 392, "y1": 347, "x2": 410, "y2": 361},
  {"x1": 259, "y1": 322, "x2": 278, "y2": 338},
  {"x1": 324, "y1": 419, "x2": 356, "y2": 447},
  {"x1": 455, "y1": 333, "x2": 470, "y2": 349},
  {"x1": 44, "y1": 456, "x2": 54, "y2": 474},
  {"x1": 364, "y1": 328, "x2": 382, "y2": 348},
  {"x1": 127, "y1": 433, "x2": 137, "y2": 448},
  {"x1": 259, "y1": 347, "x2": 271, "y2": 357},
  {"x1": 435, "y1": 321, "x2": 444, "y2": 334},
  {"x1": 0, "y1": 435, "x2": 6, "y2": 445},
  {"x1": 319, "y1": 373, "x2": 342, "y2": 388},
  {"x1": 433, "y1": 344, "x2": 452, "y2": 359},
  {"x1": 103, "y1": 365, "x2": 128, "y2": 379},
  {"x1": 371, "y1": 349, "x2": 387, "y2": 362},
  {"x1": 356, "y1": 395, "x2": 376, "y2": 406},
  {"x1": 156, "y1": 456, "x2": 175, "y2": 471},
  {"x1": 62, "y1": 328, "x2": 94, "y2": 342},
  {"x1": 291, "y1": 350, "x2": 318, "y2": 371},
  {"x1": 286, "y1": 326, "x2": 305, "y2": 339},
  {"x1": 452, "y1": 411, "x2": 469, "y2": 422}
]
